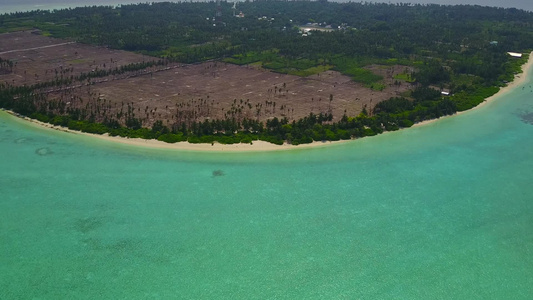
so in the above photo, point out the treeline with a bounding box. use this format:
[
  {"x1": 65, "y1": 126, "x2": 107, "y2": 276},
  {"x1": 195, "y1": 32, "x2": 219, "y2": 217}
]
[
  {"x1": 2, "y1": 2, "x2": 532, "y2": 63},
  {"x1": 1, "y1": 2, "x2": 531, "y2": 87},
  {"x1": 1, "y1": 58, "x2": 167, "y2": 93},
  {"x1": 0, "y1": 57, "x2": 14, "y2": 73},
  {"x1": 20, "y1": 91, "x2": 456, "y2": 146},
  {"x1": 1, "y1": 80, "x2": 457, "y2": 146}
]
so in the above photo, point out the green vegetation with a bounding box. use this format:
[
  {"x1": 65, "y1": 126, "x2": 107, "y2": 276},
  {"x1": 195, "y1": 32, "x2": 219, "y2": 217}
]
[
  {"x1": 330, "y1": 57, "x2": 384, "y2": 86},
  {"x1": 223, "y1": 51, "x2": 273, "y2": 65},
  {"x1": 393, "y1": 73, "x2": 415, "y2": 83},
  {"x1": 224, "y1": 52, "x2": 332, "y2": 77},
  {"x1": 1, "y1": 2, "x2": 532, "y2": 145}
]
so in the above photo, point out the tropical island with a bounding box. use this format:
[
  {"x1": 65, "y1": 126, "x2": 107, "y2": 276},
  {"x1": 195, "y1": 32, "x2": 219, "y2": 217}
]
[{"x1": 0, "y1": 1, "x2": 532, "y2": 147}]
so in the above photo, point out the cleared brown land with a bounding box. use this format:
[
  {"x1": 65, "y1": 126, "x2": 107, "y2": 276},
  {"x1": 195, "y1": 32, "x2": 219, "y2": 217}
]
[
  {"x1": 0, "y1": 31, "x2": 150, "y2": 86},
  {"x1": 1, "y1": 31, "x2": 415, "y2": 128}
]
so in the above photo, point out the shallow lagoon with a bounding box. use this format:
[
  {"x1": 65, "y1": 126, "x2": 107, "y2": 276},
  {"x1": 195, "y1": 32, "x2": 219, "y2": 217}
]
[{"x1": 1, "y1": 66, "x2": 533, "y2": 298}]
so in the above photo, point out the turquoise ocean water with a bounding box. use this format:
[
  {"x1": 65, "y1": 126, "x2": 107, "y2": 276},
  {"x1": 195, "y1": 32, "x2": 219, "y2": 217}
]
[{"x1": 1, "y1": 65, "x2": 533, "y2": 298}]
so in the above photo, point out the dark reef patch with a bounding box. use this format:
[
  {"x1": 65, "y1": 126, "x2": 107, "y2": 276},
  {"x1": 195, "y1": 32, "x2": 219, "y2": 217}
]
[
  {"x1": 14, "y1": 137, "x2": 30, "y2": 144},
  {"x1": 75, "y1": 217, "x2": 104, "y2": 234},
  {"x1": 520, "y1": 111, "x2": 533, "y2": 125},
  {"x1": 212, "y1": 170, "x2": 224, "y2": 177},
  {"x1": 35, "y1": 147, "x2": 53, "y2": 156},
  {"x1": 82, "y1": 237, "x2": 139, "y2": 253}
]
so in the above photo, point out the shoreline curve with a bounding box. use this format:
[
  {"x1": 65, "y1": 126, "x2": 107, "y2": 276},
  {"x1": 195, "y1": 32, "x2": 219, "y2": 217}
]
[
  {"x1": 413, "y1": 51, "x2": 533, "y2": 128},
  {"x1": 2, "y1": 52, "x2": 532, "y2": 152}
]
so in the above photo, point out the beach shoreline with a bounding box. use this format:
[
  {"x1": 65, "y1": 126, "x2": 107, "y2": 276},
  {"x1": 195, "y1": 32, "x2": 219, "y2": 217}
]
[
  {"x1": 3, "y1": 52, "x2": 532, "y2": 152},
  {"x1": 413, "y1": 52, "x2": 533, "y2": 128},
  {"x1": 1, "y1": 109, "x2": 345, "y2": 152}
]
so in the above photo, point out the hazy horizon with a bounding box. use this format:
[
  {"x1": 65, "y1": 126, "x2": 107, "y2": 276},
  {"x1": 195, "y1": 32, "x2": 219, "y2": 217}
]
[{"x1": 0, "y1": 0, "x2": 531, "y2": 12}]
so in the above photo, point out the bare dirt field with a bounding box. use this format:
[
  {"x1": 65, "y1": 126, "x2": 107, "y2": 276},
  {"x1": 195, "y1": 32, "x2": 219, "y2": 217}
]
[
  {"x1": 90, "y1": 63, "x2": 413, "y2": 125},
  {"x1": 0, "y1": 31, "x2": 150, "y2": 86},
  {"x1": 1, "y1": 31, "x2": 415, "y2": 128}
]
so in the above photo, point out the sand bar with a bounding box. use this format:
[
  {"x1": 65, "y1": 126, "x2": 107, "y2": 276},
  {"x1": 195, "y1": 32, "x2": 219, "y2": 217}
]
[{"x1": 3, "y1": 52, "x2": 532, "y2": 152}]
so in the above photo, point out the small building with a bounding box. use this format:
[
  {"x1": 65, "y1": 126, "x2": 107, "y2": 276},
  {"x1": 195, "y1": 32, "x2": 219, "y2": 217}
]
[{"x1": 489, "y1": 41, "x2": 498, "y2": 46}]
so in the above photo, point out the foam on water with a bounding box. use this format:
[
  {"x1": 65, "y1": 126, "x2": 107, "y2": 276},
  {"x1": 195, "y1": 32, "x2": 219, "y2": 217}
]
[{"x1": 1, "y1": 67, "x2": 533, "y2": 298}]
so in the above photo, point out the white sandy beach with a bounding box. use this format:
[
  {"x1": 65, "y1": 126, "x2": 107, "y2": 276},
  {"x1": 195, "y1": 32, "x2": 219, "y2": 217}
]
[
  {"x1": 2, "y1": 112, "x2": 345, "y2": 152},
  {"x1": 4, "y1": 52, "x2": 532, "y2": 152}
]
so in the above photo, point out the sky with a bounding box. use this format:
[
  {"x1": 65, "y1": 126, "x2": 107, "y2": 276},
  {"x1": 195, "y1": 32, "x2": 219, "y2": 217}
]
[
  {"x1": 0, "y1": 0, "x2": 531, "y2": 12},
  {"x1": 372, "y1": 0, "x2": 532, "y2": 11}
]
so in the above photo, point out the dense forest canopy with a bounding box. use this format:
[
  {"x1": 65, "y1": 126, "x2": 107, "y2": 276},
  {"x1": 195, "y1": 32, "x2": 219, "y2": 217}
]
[{"x1": 0, "y1": 1, "x2": 532, "y2": 145}]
